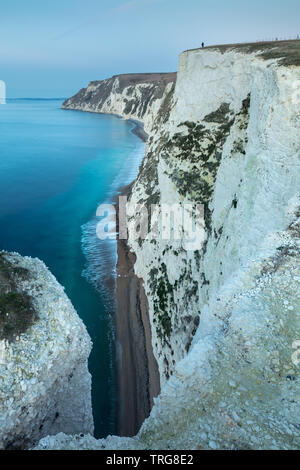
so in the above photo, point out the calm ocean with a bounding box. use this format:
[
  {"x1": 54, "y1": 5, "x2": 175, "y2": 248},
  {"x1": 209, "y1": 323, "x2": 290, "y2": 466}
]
[{"x1": 0, "y1": 98, "x2": 144, "y2": 437}]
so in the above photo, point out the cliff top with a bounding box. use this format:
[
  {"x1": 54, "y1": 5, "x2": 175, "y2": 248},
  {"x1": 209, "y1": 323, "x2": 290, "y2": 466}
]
[
  {"x1": 184, "y1": 39, "x2": 300, "y2": 66},
  {"x1": 89, "y1": 72, "x2": 177, "y2": 89}
]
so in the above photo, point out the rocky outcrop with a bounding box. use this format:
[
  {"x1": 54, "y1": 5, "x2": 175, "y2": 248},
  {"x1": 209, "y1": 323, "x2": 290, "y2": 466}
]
[
  {"x1": 0, "y1": 251, "x2": 93, "y2": 449},
  {"x1": 39, "y1": 40, "x2": 300, "y2": 450}
]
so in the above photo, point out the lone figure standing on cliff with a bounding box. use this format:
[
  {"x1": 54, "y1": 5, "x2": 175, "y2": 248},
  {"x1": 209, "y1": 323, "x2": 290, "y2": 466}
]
[{"x1": 202, "y1": 42, "x2": 205, "y2": 48}]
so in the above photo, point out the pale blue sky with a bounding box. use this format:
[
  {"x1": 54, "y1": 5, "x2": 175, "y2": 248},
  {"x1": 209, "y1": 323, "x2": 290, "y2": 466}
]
[{"x1": 1, "y1": 0, "x2": 299, "y2": 97}]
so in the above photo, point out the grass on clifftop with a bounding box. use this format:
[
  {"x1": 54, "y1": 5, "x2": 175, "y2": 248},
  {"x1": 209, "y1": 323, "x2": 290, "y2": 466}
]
[
  {"x1": 0, "y1": 253, "x2": 36, "y2": 342},
  {"x1": 185, "y1": 40, "x2": 300, "y2": 66}
]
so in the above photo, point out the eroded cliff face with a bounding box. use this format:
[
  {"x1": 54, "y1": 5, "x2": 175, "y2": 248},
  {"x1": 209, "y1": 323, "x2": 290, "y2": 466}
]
[
  {"x1": 38, "y1": 41, "x2": 300, "y2": 450},
  {"x1": 62, "y1": 72, "x2": 177, "y2": 134},
  {"x1": 0, "y1": 252, "x2": 93, "y2": 449},
  {"x1": 126, "y1": 43, "x2": 300, "y2": 391}
]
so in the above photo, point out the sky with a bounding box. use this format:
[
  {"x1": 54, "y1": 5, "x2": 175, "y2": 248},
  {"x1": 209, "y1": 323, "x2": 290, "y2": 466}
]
[{"x1": 1, "y1": 0, "x2": 300, "y2": 97}]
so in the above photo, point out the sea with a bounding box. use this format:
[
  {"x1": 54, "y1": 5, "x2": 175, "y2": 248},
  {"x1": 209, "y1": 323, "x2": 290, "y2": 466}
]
[{"x1": 0, "y1": 98, "x2": 145, "y2": 437}]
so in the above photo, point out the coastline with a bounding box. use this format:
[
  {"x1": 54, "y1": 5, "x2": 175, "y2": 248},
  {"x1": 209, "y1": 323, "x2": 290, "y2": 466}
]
[
  {"x1": 128, "y1": 119, "x2": 148, "y2": 143},
  {"x1": 61, "y1": 103, "x2": 160, "y2": 435},
  {"x1": 61, "y1": 106, "x2": 149, "y2": 144},
  {"x1": 114, "y1": 121, "x2": 160, "y2": 436},
  {"x1": 115, "y1": 184, "x2": 160, "y2": 436}
]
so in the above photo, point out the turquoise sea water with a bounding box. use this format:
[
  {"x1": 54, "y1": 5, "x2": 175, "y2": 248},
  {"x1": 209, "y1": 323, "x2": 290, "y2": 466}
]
[{"x1": 0, "y1": 98, "x2": 144, "y2": 437}]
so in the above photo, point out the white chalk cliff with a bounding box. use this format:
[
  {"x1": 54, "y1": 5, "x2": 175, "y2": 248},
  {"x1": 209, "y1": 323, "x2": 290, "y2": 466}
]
[
  {"x1": 38, "y1": 41, "x2": 300, "y2": 449},
  {"x1": 62, "y1": 72, "x2": 177, "y2": 135},
  {"x1": 0, "y1": 252, "x2": 93, "y2": 449}
]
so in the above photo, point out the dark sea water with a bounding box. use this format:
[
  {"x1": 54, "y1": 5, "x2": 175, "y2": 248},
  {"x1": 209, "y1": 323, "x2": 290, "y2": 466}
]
[{"x1": 0, "y1": 98, "x2": 144, "y2": 437}]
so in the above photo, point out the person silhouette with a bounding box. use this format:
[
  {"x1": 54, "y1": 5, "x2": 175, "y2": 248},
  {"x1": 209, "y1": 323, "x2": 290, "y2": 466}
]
[{"x1": 202, "y1": 42, "x2": 205, "y2": 48}]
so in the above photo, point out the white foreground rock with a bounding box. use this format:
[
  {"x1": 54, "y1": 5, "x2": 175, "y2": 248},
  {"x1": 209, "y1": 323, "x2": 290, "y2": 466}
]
[{"x1": 0, "y1": 252, "x2": 93, "y2": 449}]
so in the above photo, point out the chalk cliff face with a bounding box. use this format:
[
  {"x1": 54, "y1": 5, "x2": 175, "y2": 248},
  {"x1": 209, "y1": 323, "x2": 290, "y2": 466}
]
[
  {"x1": 127, "y1": 43, "x2": 300, "y2": 388},
  {"x1": 39, "y1": 41, "x2": 300, "y2": 450},
  {"x1": 62, "y1": 72, "x2": 177, "y2": 134},
  {"x1": 0, "y1": 252, "x2": 93, "y2": 449}
]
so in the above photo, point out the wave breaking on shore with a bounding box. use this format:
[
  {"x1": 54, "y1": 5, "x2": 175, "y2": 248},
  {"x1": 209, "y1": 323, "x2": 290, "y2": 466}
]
[{"x1": 80, "y1": 141, "x2": 144, "y2": 297}]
